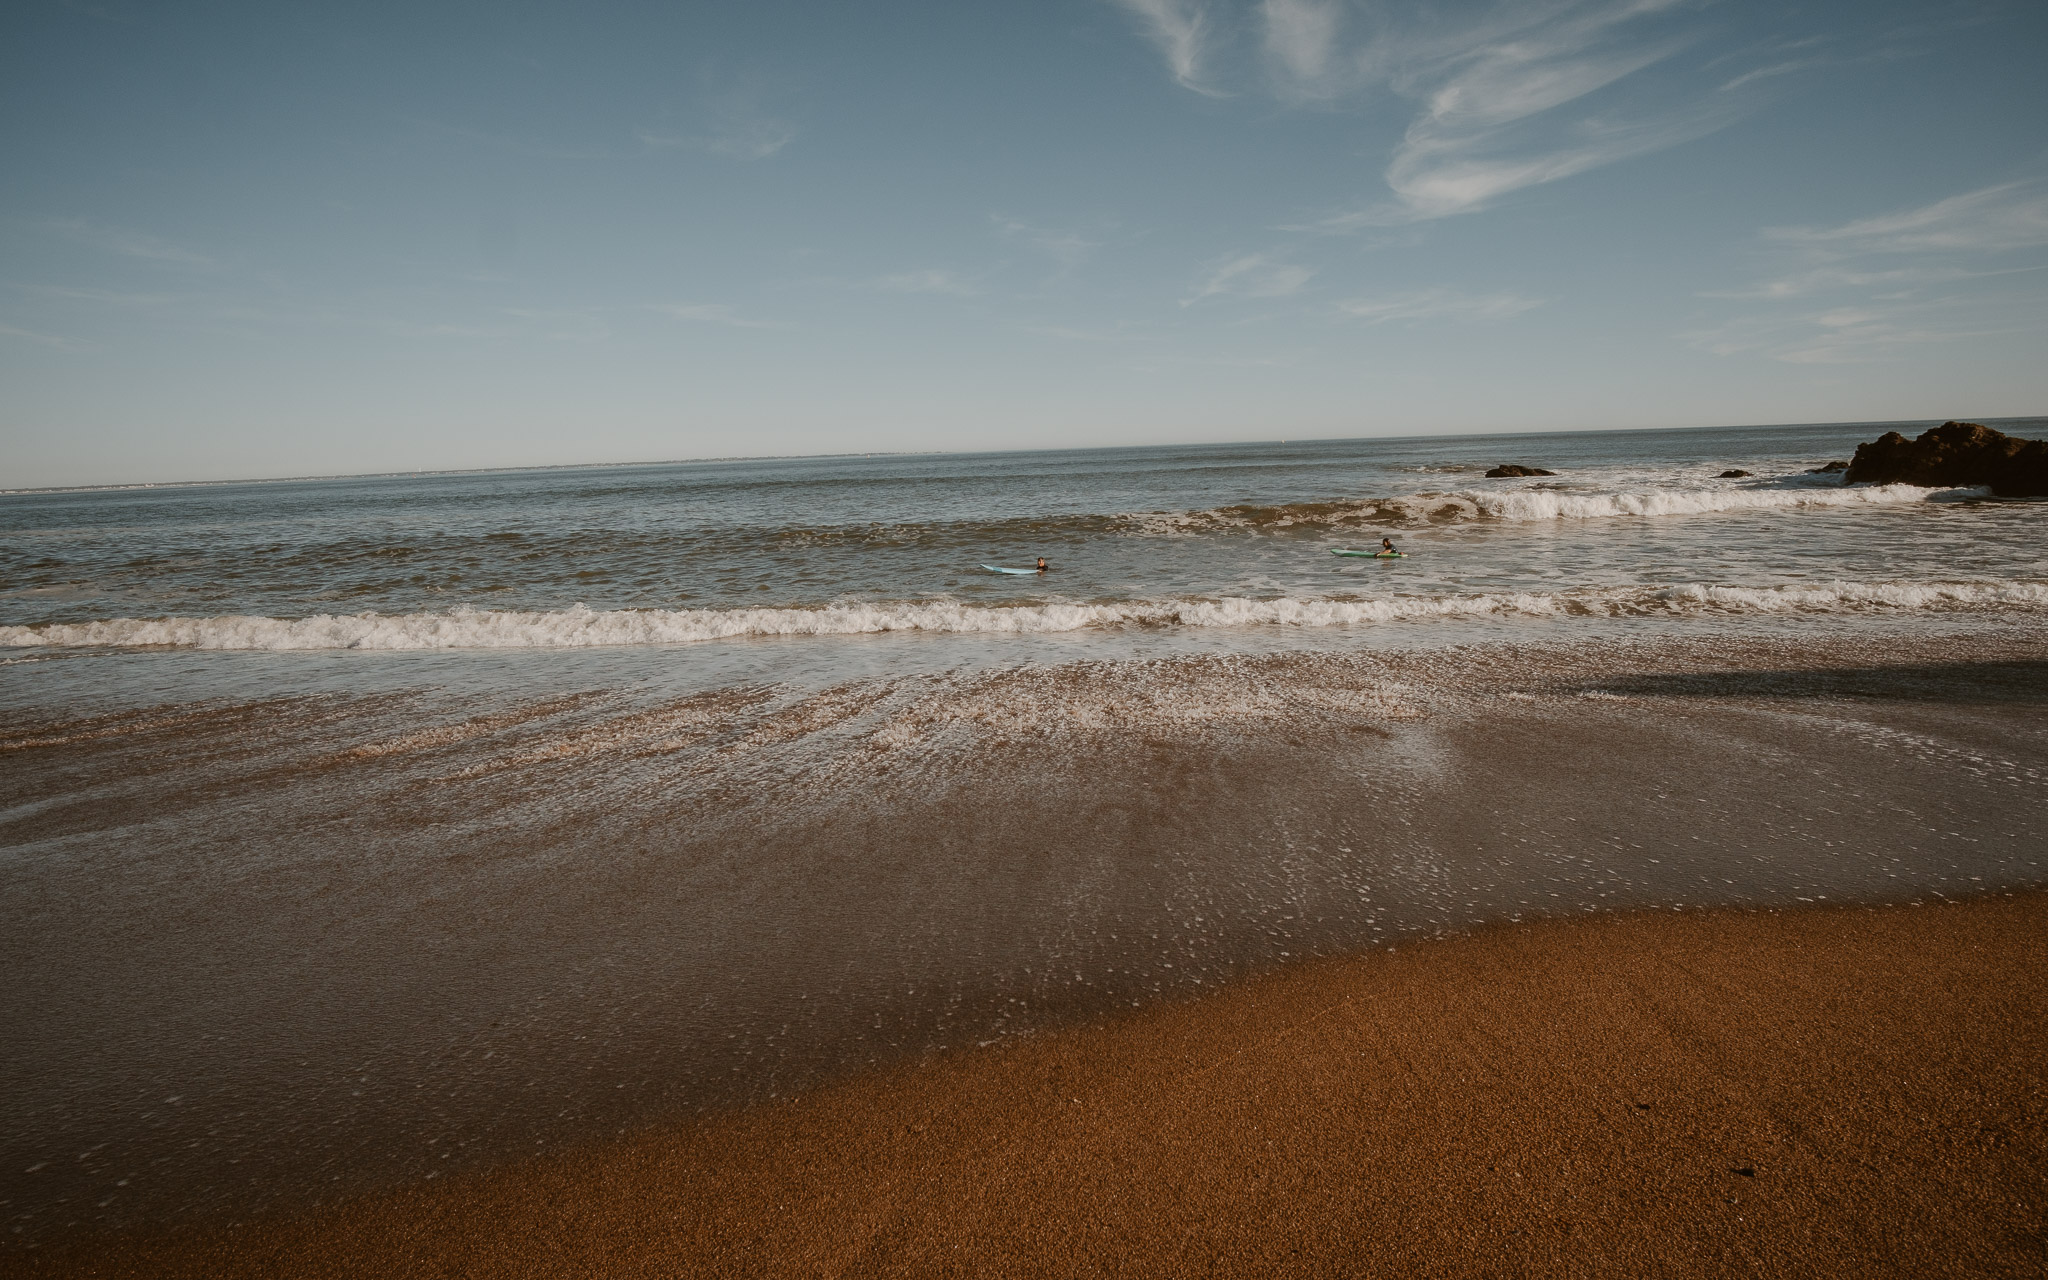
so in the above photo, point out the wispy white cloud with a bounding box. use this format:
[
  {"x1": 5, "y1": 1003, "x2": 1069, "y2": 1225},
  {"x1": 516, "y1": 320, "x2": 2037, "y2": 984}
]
[
  {"x1": 384, "y1": 320, "x2": 508, "y2": 340},
  {"x1": 1695, "y1": 181, "x2": 2048, "y2": 362},
  {"x1": 504, "y1": 307, "x2": 609, "y2": 342},
  {"x1": 1112, "y1": 0, "x2": 1222, "y2": 95},
  {"x1": 1025, "y1": 323, "x2": 1152, "y2": 343},
  {"x1": 409, "y1": 118, "x2": 618, "y2": 161},
  {"x1": 0, "y1": 322, "x2": 79, "y2": 348},
  {"x1": 647, "y1": 302, "x2": 783, "y2": 329},
  {"x1": 48, "y1": 218, "x2": 214, "y2": 268},
  {"x1": 18, "y1": 283, "x2": 174, "y2": 307},
  {"x1": 869, "y1": 269, "x2": 980, "y2": 296},
  {"x1": 1261, "y1": 0, "x2": 1344, "y2": 95},
  {"x1": 1717, "y1": 57, "x2": 1823, "y2": 93},
  {"x1": 637, "y1": 117, "x2": 793, "y2": 160},
  {"x1": 1351, "y1": 1, "x2": 1740, "y2": 221},
  {"x1": 1336, "y1": 288, "x2": 1542, "y2": 323},
  {"x1": 1124, "y1": 1, "x2": 1805, "y2": 223},
  {"x1": 1700, "y1": 263, "x2": 2041, "y2": 301},
  {"x1": 991, "y1": 216, "x2": 1100, "y2": 270},
  {"x1": 1183, "y1": 252, "x2": 1315, "y2": 305},
  {"x1": 1764, "y1": 182, "x2": 2048, "y2": 255},
  {"x1": 638, "y1": 68, "x2": 797, "y2": 159},
  {"x1": 1682, "y1": 301, "x2": 1985, "y2": 365}
]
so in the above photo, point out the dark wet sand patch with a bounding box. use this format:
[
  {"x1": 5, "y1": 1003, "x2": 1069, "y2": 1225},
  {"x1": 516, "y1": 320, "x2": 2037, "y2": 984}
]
[{"x1": 22, "y1": 892, "x2": 2047, "y2": 1278}]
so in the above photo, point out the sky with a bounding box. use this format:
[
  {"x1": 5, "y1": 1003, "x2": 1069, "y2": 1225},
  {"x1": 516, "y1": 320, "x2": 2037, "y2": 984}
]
[{"x1": 3, "y1": 0, "x2": 2045, "y2": 487}]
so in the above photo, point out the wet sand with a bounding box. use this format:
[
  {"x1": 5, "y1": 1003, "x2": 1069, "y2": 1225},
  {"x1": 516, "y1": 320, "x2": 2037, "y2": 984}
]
[
  {"x1": 20, "y1": 891, "x2": 2047, "y2": 1278},
  {"x1": 5, "y1": 630, "x2": 2046, "y2": 1270}
]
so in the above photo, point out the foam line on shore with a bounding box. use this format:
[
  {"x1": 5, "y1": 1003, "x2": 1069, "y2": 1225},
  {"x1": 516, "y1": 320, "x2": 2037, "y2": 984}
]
[{"x1": 4, "y1": 579, "x2": 2045, "y2": 651}]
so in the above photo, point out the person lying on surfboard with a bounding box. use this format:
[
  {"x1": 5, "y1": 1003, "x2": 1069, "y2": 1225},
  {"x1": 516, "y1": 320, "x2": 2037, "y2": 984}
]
[{"x1": 1380, "y1": 538, "x2": 1398, "y2": 555}]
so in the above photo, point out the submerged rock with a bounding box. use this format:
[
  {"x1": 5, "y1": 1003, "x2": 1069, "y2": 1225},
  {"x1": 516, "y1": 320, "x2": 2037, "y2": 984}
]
[
  {"x1": 1485, "y1": 464, "x2": 1556, "y2": 478},
  {"x1": 1844, "y1": 421, "x2": 2048, "y2": 497},
  {"x1": 1718, "y1": 469, "x2": 1752, "y2": 479}
]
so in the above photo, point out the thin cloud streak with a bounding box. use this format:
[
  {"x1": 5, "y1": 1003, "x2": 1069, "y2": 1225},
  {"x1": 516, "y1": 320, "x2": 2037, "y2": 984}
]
[
  {"x1": 1182, "y1": 252, "x2": 1315, "y2": 306},
  {"x1": 991, "y1": 216, "x2": 1100, "y2": 270},
  {"x1": 869, "y1": 270, "x2": 979, "y2": 296},
  {"x1": 1336, "y1": 288, "x2": 1542, "y2": 323},
  {"x1": 0, "y1": 323, "x2": 79, "y2": 348},
  {"x1": 1112, "y1": 0, "x2": 1223, "y2": 95},
  {"x1": 1764, "y1": 182, "x2": 2048, "y2": 255},
  {"x1": 1682, "y1": 300, "x2": 1988, "y2": 365},
  {"x1": 503, "y1": 308, "x2": 609, "y2": 342},
  {"x1": 636, "y1": 118, "x2": 794, "y2": 160},
  {"x1": 1124, "y1": 1, "x2": 1796, "y2": 223},
  {"x1": 18, "y1": 283, "x2": 174, "y2": 307},
  {"x1": 1350, "y1": 1, "x2": 1734, "y2": 221},
  {"x1": 648, "y1": 303, "x2": 784, "y2": 329},
  {"x1": 1696, "y1": 181, "x2": 2048, "y2": 362},
  {"x1": 48, "y1": 218, "x2": 214, "y2": 268},
  {"x1": 1718, "y1": 57, "x2": 1823, "y2": 92}
]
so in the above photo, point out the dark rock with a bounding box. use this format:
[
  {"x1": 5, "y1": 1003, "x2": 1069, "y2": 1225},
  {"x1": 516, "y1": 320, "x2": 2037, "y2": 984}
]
[
  {"x1": 1734, "y1": 1167, "x2": 1756, "y2": 1177},
  {"x1": 1807, "y1": 460, "x2": 1848, "y2": 473},
  {"x1": 1844, "y1": 421, "x2": 2048, "y2": 497},
  {"x1": 1485, "y1": 464, "x2": 1556, "y2": 478},
  {"x1": 1718, "y1": 469, "x2": 1752, "y2": 479}
]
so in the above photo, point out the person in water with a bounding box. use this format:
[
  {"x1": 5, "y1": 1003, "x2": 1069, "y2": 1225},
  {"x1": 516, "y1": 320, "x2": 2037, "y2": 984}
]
[
  {"x1": 1035, "y1": 557, "x2": 1049, "y2": 572},
  {"x1": 1380, "y1": 538, "x2": 1398, "y2": 555}
]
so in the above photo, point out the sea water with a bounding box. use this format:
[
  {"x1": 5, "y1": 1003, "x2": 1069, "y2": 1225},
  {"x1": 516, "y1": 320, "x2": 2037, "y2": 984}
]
[{"x1": 3, "y1": 418, "x2": 2044, "y2": 714}]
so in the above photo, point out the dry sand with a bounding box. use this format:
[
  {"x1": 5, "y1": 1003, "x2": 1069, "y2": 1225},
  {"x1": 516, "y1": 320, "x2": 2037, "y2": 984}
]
[{"x1": 22, "y1": 892, "x2": 2046, "y2": 1279}]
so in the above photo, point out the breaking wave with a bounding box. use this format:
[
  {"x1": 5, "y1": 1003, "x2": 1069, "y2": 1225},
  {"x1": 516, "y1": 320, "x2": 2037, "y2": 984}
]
[
  {"x1": 4, "y1": 580, "x2": 2043, "y2": 651},
  {"x1": 1136, "y1": 481, "x2": 1983, "y2": 534}
]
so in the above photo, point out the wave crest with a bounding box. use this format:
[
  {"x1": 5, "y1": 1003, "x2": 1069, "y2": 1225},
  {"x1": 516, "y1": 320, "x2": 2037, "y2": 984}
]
[
  {"x1": 3, "y1": 580, "x2": 2042, "y2": 651},
  {"x1": 1135, "y1": 481, "x2": 1980, "y2": 534}
]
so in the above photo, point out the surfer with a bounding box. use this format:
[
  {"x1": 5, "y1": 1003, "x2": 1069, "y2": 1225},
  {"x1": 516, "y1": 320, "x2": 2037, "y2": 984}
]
[
  {"x1": 1035, "y1": 557, "x2": 1049, "y2": 572},
  {"x1": 1380, "y1": 538, "x2": 1398, "y2": 555}
]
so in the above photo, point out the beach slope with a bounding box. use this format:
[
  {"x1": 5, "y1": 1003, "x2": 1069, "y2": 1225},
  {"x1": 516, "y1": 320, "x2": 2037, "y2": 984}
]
[{"x1": 27, "y1": 893, "x2": 2047, "y2": 1279}]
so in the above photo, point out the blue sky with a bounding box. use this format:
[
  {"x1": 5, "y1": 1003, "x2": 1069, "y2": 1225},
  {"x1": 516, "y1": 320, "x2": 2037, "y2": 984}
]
[{"x1": 3, "y1": 0, "x2": 2045, "y2": 486}]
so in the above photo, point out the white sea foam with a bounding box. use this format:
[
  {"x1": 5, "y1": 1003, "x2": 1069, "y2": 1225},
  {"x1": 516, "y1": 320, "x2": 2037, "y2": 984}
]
[
  {"x1": 4, "y1": 580, "x2": 2043, "y2": 652},
  {"x1": 1136, "y1": 480, "x2": 1983, "y2": 533}
]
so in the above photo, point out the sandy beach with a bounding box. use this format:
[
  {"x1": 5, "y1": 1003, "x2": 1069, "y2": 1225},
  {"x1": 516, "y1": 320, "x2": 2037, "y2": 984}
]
[{"x1": 16, "y1": 891, "x2": 2045, "y2": 1278}]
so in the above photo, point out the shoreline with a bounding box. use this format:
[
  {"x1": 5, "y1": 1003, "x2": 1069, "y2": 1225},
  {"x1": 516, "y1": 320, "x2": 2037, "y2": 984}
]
[
  {"x1": 18, "y1": 892, "x2": 2048, "y2": 1277},
  {"x1": 4, "y1": 628, "x2": 2045, "y2": 1255}
]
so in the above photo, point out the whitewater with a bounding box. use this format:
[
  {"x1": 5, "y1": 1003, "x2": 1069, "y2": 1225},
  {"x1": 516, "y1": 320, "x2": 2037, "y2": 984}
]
[{"x1": 6, "y1": 579, "x2": 2046, "y2": 652}]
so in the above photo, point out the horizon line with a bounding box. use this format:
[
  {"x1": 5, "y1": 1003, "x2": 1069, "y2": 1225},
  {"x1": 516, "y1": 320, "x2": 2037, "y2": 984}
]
[{"x1": 2, "y1": 415, "x2": 2028, "y2": 497}]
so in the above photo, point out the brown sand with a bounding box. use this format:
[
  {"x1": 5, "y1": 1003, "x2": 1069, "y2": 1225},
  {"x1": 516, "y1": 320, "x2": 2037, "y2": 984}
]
[{"x1": 22, "y1": 893, "x2": 2046, "y2": 1279}]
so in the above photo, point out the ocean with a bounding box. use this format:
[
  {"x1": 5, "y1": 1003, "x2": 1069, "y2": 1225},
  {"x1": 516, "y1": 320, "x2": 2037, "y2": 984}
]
[
  {"x1": 5, "y1": 417, "x2": 2046, "y2": 711},
  {"x1": 4, "y1": 418, "x2": 2045, "y2": 1242}
]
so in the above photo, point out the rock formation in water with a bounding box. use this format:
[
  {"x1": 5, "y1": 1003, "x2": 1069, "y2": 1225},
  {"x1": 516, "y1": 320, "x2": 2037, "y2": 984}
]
[
  {"x1": 1808, "y1": 460, "x2": 1848, "y2": 473},
  {"x1": 1485, "y1": 465, "x2": 1556, "y2": 478},
  {"x1": 1844, "y1": 421, "x2": 2048, "y2": 498},
  {"x1": 1719, "y1": 469, "x2": 1752, "y2": 479}
]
